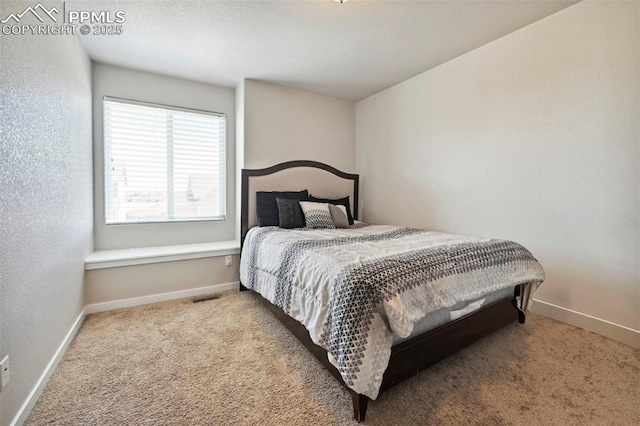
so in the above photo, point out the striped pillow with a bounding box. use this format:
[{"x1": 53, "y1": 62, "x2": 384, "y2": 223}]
[{"x1": 299, "y1": 202, "x2": 336, "y2": 229}]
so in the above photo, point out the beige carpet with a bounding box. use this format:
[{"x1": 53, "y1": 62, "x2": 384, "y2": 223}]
[{"x1": 26, "y1": 291, "x2": 639, "y2": 425}]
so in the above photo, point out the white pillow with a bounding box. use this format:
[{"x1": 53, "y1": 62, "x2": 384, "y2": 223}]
[{"x1": 299, "y1": 202, "x2": 336, "y2": 229}]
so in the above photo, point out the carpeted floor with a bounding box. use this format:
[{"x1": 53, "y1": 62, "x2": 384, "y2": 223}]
[{"x1": 26, "y1": 291, "x2": 639, "y2": 425}]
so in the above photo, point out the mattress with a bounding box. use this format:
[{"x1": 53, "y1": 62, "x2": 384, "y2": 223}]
[{"x1": 392, "y1": 286, "x2": 513, "y2": 345}]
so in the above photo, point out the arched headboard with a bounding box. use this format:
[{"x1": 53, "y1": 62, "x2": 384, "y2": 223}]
[{"x1": 241, "y1": 160, "x2": 359, "y2": 245}]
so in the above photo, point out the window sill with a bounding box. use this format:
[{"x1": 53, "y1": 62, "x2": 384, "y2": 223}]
[{"x1": 85, "y1": 240, "x2": 241, "y2": 270}]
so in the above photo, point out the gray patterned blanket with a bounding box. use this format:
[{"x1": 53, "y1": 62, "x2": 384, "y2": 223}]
[{"x1": 240, "y1": 225, "x2": 545, "y2": 399}]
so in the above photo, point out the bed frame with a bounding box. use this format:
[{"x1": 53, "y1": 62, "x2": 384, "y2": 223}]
[{"x1": 239, "y1": 160, "x2": 524, "y2": 422}]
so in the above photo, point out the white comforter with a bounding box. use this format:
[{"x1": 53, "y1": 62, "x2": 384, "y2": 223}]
[{"x1": 240, "y1": 225, "x2": 545, "y2": 399}]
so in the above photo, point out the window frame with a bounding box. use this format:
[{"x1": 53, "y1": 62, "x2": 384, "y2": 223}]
[{"x1": 102, "y1": 96, "x2": 227, "y2": 225}]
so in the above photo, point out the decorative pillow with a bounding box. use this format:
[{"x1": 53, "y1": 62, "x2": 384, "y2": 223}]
[
  {"x1": 308, "y1": 195, "x2": 354, "y2": 225},
  {"x1": 256, "y1": 190, "x2": 308, "y2": 226},
  {"x1": 299, "y1": 202, "x2": 336, "y2": 229},
  {"x1": 350, "y1": 221, "x2": 369, "y2": 229},
  {"x1": 328, "y1": 204, "x2": 349, "y2": 229},
  {"x1": 276, "y1": 198, "x2": 305, "y2": 229}
]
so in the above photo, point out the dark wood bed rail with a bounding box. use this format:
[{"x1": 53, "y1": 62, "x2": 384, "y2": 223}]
[{"x1": 255, "y1": 292, "x2": 519, "y2": 422}]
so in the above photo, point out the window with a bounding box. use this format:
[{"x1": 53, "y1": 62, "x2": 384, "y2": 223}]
[{"x1": 103, "y1": 97, "x2": 226, "y2": 224}]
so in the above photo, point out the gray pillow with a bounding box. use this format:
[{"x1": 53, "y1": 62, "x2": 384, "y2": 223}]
[
  {"x1": 256, "y1": 190, "x2": 308, "y2": 226},
  {"x1": 276, "y1": 198, "x2": 305, "y2": 229},
  {"x1": 329, "y1": 204, "x2": 349, "y2": 228}
]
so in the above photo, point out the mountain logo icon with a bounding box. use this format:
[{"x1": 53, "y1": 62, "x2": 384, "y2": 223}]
[{"x1": 1, "y1": 3, "x2": 59, "y2": 24}]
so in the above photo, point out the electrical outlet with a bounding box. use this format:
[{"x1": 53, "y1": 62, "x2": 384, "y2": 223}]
[
  {"x1": 224, "y1": 255, "x2": 233, "y2": 267},
  {"x1": 0, "y1": 355, "x2": 9, "y2": 391}
]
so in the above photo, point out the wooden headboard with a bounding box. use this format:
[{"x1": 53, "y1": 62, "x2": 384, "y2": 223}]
[{"x1": 241, "y1": 160, "x2": 359, "y2": 246}]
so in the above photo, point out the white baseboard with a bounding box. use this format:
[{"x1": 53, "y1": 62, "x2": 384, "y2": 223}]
[
  {"x1": 85, "y1": 281, "x2": 240, "y2": 314},
  {"x1": 10, "y1": 307, "x2": 87, "y2": 426},
  {"x1": 531, "y1": 298, "x2": 639, "y2": 349}
]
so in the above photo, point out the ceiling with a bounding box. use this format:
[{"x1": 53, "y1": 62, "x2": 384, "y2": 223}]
[{"x1": 73, "y1": 0, "x2": 578, "y2": 101}]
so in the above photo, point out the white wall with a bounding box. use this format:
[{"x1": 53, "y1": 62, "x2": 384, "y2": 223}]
[
  {"x1": 235, "y1": 81, "x2": 245, "y2": 241},
  {"x1": 92, "y1": 63, "x2": 237, "y2": 250},
  {"x1": 85, "y1": 256, "x2": 239, "y2": 305},
  {"x1": 0, "y1": 28, "x2": 93, "y2": 426},
  {"x1": 243, "y1": 79, "x2": 355, "y2": 171},
  {"x1": 356, "y1": 1, "x2": 639, "y2": 343}
]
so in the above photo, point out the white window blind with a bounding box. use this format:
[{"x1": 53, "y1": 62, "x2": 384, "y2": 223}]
[{"x1": 104, "y1": 97, "x2": 226, "y2": 224}]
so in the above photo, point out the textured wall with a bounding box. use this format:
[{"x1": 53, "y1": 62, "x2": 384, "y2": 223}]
[
  {"x1": 356, "y1": 2, "x2": 639, "y2": 333},
  {"x1": 0, "y1": 16, "x2": 93, "y2": 426}
]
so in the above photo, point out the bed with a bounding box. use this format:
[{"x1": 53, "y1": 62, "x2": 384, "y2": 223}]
[{"x1": 239, "y1": 160, "x2": 544, "y2": 422}]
